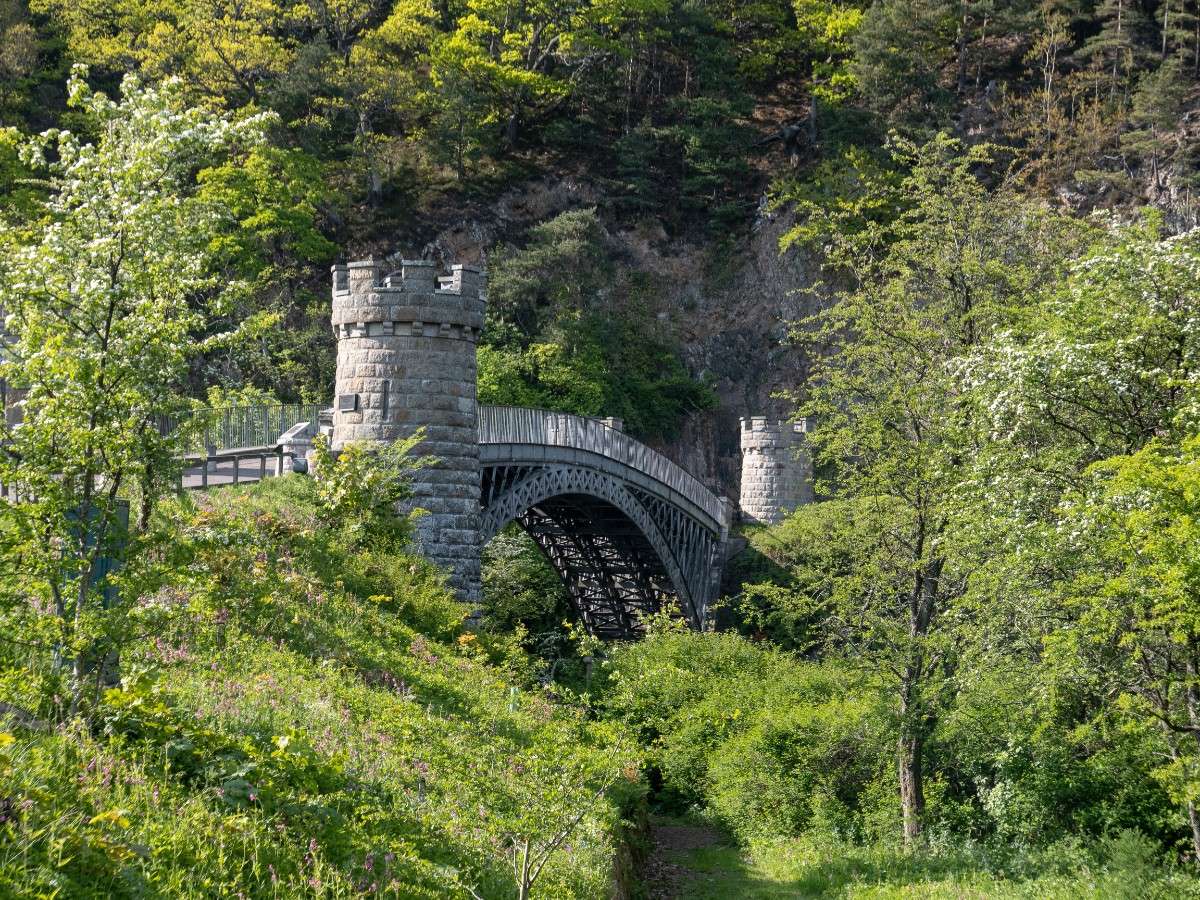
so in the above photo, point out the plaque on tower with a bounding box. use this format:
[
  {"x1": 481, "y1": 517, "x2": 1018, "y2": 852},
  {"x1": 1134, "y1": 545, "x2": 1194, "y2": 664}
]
[{"x1": 338, "y1": 393, "x2": 359, "y2": 412}]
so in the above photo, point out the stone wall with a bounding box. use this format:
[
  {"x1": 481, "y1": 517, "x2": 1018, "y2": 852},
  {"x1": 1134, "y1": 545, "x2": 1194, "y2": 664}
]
[
  {"x1": 331, "y1": 258, "x2": 485, "y2": 603},
  {"x1": 738, "y1": 417, "x2": 813, "y2": 525}
]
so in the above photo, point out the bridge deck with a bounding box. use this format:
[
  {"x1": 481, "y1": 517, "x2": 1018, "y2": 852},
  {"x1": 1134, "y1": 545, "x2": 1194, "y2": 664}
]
[
  {"x1": 179, "y1": 446, "x2": 291, "y2": 491},
  {"x1": 478, "y1": 406, "x2": 727, "y2": 529}
]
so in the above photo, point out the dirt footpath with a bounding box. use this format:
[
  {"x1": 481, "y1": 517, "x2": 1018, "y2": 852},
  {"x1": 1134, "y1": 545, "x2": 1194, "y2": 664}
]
[{"x1": 640, "y1": 821, "x2": 726, "y2": 899}]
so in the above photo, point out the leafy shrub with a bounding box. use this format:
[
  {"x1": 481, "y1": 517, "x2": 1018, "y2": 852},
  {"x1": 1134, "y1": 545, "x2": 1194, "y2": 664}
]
[
  {"x1": 597, "y1": 628, "x2": 889, "y2": 837},
  {"x1": 310, "y1": 431, "x2": 428, "y2": 548},
  {"x1": 707, "y1": 677, "x2": 885, "y2": 843}
]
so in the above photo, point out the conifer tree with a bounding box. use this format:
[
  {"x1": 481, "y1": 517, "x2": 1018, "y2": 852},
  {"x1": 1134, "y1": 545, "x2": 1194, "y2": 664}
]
[
  {"x1": 1122, "y1": 56, "x2": 1189, "y2": 191},
  {"x1": 1077, "y1": 0, "x2": 1155, "y2": 101},
  {"x1": 851, "y1": 0, "x2": 956, "y2": 132},
  {"x1": 1158, "y1": 0, "x2": 1199, "y2": 62}
]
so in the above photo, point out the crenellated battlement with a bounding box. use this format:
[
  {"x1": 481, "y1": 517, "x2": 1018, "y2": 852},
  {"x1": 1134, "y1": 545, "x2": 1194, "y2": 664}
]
[
  {"x1": 739, "y1": 417, "x2": 810, "y2": 452},
  {"x1": 332, "y1": 259, "x2": 485, "y2": 299},
  {"x1": 738, "y1": 416, "x2": 813, "y2": 524},
  {"x1": 330, "y1": 259, "x2": 486, "y2": 339}
]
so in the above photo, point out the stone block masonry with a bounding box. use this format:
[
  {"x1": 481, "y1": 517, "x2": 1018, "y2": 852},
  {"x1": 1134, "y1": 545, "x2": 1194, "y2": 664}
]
[
  {"x1": 738, "y1": 417, "x2": 813, "y2": 525},
  {"x1": 331, "y1": 258, "x2": 485, "y2": 604}
]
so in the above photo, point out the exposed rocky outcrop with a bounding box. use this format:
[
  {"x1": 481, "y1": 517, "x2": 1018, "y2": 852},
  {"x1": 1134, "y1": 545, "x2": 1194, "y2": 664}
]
[{"x1": 396, "y1": 175, "x2": 826, "y2": 500}]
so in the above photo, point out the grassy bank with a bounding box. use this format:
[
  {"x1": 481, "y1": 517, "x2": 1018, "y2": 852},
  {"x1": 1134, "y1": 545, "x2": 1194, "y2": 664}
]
[
  {"x1": 0, "y1": 476, "x2": 635, "y2": 898},
  {"x1": 648, "y1": 818, "x2": 1200, "y2": 899}
]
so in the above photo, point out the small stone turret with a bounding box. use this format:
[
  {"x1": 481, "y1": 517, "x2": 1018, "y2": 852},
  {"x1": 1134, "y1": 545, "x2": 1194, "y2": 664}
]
[
  {"x1": 331, "y1": 258, "x2": 485, "y2": 603},
  {"x1": 738, "y1": 417, "x2": 813, "y2": 525}
]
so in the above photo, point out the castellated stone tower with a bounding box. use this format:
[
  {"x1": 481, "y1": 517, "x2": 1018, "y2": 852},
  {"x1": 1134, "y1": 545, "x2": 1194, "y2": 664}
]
[
  {"x1": 738, "y1": 417, "x2": 814, "y2": 525},
  {"x1": 330, "y1": 258, "x2": 485, "y2": 603}
]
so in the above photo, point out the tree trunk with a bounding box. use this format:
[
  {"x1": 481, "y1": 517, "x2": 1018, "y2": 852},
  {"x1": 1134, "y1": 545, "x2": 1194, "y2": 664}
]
[
  {"x1": 1159, "y1": 720, "x2": 1200, "y2": 862},
  {"x1": 898, "y1": 726, "x2": 925, "y2": 846},
  {"x1": 1187, "y1": 800, "x2": 1200, "y2": 863},
  {"x1": 517, "y1": 836, "x2": 531, "y2": 900},
  {"x1": 955, "y1": 16, "x2": 969, "y2": 94},
  {"x1": 138, "y1": 459, "x2": 155, "y2": 532},
  {"x1": 1183, "y1": 639, "x2": 1200, "y2": 861},
  {"x1": 70, "y1": 473, "x2": 97, "y2": 716}
]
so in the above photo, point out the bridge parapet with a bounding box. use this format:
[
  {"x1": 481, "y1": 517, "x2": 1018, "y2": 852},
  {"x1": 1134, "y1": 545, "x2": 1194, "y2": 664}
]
[{"x1": 479, "y1": 405, "x2": 728, "y2": 530}]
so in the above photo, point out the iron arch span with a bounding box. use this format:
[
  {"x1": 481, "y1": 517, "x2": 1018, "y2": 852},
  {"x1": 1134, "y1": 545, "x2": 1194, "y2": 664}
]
[{"x1": 479, "y1": 407, "x2": 729, "y2": 640}]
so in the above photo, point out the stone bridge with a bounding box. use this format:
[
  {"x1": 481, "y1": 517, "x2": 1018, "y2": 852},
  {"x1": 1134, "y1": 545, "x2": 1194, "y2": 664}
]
[{"x1": 317, "y1": 257, "x2": 810, "y2": 639}]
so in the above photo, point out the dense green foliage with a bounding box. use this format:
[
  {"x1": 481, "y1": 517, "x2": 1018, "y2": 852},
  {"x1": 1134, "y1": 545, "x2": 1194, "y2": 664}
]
[
  {"x1": 0, "y1": 477, "x2": 636, "y2": 898},
  {"x1": 594, "y1": 628, "x2": 1200, "y2": 894},
  {"x1": 5, "y1": 0, "x2": 1200, "y2": 894},
  {"x1": 478, "y1": 208, "x2": 716, "y2": 441},
  {"x1": 7, "y1": 0, "x2": 1198, "y2": 408},
  {"x1": 686, "y1": 138, "x2": 1200, "y2": 877}
]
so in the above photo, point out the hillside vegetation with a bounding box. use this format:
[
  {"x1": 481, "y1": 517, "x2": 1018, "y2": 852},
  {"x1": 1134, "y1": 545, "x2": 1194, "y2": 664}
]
[
  {"x1": 5, "y1": 0, "x2": 1200, "y2": 897},
  {"x1": 5, "y1": 0, "x2": 1200, "y2": 424},
  {"x1": 1, "y1": 475, "x2": 635, "y2": 898}
]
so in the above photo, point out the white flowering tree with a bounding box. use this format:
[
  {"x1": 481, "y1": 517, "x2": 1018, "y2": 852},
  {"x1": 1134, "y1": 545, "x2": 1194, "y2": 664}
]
[
  {"x1": 964, "y1": 220, "x2": 1200, "y2": 857},
  {"x1": 0, "y1": 69, "x2": 271, "y2": 716}
]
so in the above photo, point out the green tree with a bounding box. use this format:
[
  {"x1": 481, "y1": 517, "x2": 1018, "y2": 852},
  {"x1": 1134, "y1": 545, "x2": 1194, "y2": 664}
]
[
  {"x1": 1077, "y1": 0, "x2": 1155, "y2": 101},
  {"x1": 958, "y1": 220, "x2": 1200, "y2": 853},
  {"x1": 781, "y1": 135, "x2": 1080, "y2": 844},
  {"x1": 1052, "y1": 435, "x2": 1200, "y2": 859},
  {"x1": 31, "y1": 0, "x2": 304, "y2": 106},
  {"x1": 429, "y1": 0, "x2": 577, "y2": 153},
  {"x1": 194, "y1": 145, "x2": 337, "y2": 399},
  {"x1": 0, "y1": 70, "x2": 271, "y2": 715},
  {"x1": 1122, "y1": 57, "x2": 1190, "y2": 193},
  {"x1": 311, "y1": 0, "x2": 435, "y2": 204},
  {"x1": 479, "y1": 208, "x2": 715, "y2": 440},
  {"x1": 481, "y1": 526, "x2": 571, "y2": 662},
  {"x1": 790, "y1": 0, "x2": 864, "y2": 147},
  {"x1": 0, "y1": 0, "x2": 41, "y2": 122},
  {"x1": 850, "y1": 0, "x2": 955, "y2": 133}
]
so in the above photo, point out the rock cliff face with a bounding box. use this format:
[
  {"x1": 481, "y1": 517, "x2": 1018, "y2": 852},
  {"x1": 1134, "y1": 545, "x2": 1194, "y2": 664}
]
[{"x1": 399, "y1": 175, "x2": 823, "y2": 502}]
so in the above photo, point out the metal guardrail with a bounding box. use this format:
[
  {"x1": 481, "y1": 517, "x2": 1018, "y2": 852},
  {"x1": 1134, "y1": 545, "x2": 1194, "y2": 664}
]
[
  {"x1": 179, "y1": 445, "x2": 295, "y2": 490},
  {"x1": 3, "y1": 400, "x2": 727, "y2": 525},
  {"x1": 478, "y1": 405, "x2": 726, "y2": 526},
  {"x1": 163, "y1": 404, "x2": 320, "y2": 451}
]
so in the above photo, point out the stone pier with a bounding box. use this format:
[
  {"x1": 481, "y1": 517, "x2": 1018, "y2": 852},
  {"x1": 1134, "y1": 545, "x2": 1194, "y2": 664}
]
[
  {"x1": 738, "y1": 417, "x2": 813, "y2": 525},
  {"x1": 330, "y1": 259, "x2": 485, "y2": 603}
]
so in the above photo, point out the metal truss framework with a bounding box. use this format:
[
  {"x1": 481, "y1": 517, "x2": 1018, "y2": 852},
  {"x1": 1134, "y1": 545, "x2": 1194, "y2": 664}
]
[{"x1": 480, "y1": 461, "x2": 726, "y2": 640}]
